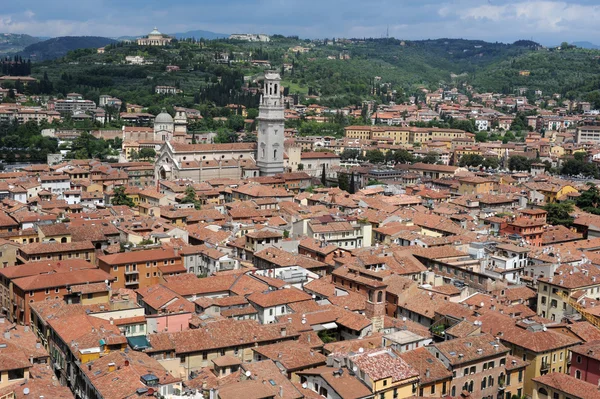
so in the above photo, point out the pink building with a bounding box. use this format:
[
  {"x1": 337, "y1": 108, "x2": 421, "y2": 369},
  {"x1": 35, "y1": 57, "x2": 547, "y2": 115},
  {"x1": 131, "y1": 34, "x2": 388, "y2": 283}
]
[{"x1": 570, "y1": 340, "x2": 600, "y2": 385}]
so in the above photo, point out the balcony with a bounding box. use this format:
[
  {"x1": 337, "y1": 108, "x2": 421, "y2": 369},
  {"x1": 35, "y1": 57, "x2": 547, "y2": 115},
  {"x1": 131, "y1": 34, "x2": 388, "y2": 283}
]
[
  {"x1": 540, "y1": 360, "x2": 551, "y2": 372},
  {"x1": 124, "y1": 268, "x2": 139, "y2": 275},
  {"x1": 124, "y1": 279, "x2": 139, "y2": 286}
]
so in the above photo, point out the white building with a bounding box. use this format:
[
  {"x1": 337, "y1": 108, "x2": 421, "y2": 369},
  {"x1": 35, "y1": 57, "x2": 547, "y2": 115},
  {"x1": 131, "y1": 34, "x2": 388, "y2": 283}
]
[{"x1": 256, "y1": 71, "x2": 285, "y2": 176}]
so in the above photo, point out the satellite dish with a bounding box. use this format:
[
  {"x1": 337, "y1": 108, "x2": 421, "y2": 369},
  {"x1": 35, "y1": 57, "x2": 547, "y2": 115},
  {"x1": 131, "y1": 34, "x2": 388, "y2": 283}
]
[
  {"x1": 23, "y1": 388, "x2": 30, "y2": 395},
  {"x1": 358, "y1": 347, "x2": 364, "y2": 353},
  {"x1": 302, "y1": 383, "x2": 308, "y2": 389},
  {"x1": 402, "y1": 317, "x2": 407, "y2": 322},
  {"x1": 245, "y1": 370, "x2": 252, "y2": 377},
  {"x1": 104, "y1": 280, "x2": 109, "y2": 284}
]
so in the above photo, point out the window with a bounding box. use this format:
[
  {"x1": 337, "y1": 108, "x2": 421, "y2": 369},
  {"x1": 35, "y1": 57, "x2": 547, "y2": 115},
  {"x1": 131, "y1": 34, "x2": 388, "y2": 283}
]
[
  {"x1": 29, "y1": 291, "x2": 34, "y2": 297},
  {"x1": 55, "y1": 288, "x2": 59, "y2": 293},
  {"x1": 113, "y1": 266, "x2": 118, "y2": 271},
  {"x1": 202, "y1": 352, "x2": 208, "y2": 360},
  {"x1": 45, "y1": 289, "x2": 49, "y2": 295},
  {"x1": 383, "y1": 380, "x2": 387, "y2": 387},
  {"x1": 577, "y1": 355, "x2": 582, "y2": 363},
  {"x1": 269, "y1": 309, "x2": 274, "y2": 316},
  {"x1": 8, "y1": 369, "x2": 24, "y2": 380},
  {"x1": 464, "y1": 368, "x2": 469, "y2": 376},
  {"x1": 431, "y1": 384, "x2": 436, "y2": 394}
]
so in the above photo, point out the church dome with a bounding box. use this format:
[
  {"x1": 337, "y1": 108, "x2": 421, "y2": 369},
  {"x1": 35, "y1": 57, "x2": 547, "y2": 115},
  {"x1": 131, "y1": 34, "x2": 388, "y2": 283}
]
[
  {"x1": 155, "y1": 110, "x2": 174, "y2": 124},
  {"x1": 149, "y1": 27, "x2": 162, "y2": 36}
]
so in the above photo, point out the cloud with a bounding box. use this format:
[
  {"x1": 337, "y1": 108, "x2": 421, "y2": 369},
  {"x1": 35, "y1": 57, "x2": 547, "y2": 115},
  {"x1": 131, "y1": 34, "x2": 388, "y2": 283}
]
[{"x1": 1, "y1": 0, "x2": 600, "y2": 45}]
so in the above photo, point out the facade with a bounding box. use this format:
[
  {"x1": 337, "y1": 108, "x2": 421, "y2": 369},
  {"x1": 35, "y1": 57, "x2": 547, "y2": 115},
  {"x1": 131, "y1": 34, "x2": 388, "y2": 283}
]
[
  {"x1": 257, "y1": 71, "x2": 285, "y2": 176},
  {"x1": 97, "y1": 248, "x2": 185, "y2": 290},
  {"x1": 137, "y1": 27, "x2": 172, "y2": 46}
]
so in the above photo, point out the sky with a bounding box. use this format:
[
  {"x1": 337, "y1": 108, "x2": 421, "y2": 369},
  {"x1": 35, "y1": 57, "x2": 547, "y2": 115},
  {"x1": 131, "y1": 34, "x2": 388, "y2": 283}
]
[{"x1": 1, "y1": 0, "x2": 600, "y2": 45}]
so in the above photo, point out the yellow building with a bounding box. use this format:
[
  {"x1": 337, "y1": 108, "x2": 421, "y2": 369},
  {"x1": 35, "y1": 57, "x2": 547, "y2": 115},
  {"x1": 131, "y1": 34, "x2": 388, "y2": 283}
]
[
  {"x1": 539, "y1": 184, "x2": 578, "y2": 204},
  {"x1": 457, "y1": 176, "x2": 496, "y2": 196},
  {"x1": 348, "y1": 348, "x2": 419, "y2": 398},
  {"x1": 479, "y1": 313, "x2": 581, "y2": 396},
  {"x1": 399, "y1": 347, "x2": 452, "y2": 397}
]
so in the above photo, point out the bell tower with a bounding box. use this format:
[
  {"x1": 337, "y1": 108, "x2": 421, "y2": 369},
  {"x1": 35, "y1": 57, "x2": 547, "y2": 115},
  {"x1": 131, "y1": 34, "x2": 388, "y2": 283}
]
[{"x1": 256, "y1": 71, "x2": 285, "y2": 176}]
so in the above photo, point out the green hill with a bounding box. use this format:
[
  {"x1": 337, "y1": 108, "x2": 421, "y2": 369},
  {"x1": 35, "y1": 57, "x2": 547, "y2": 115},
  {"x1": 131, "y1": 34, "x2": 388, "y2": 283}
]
[
  {"x1": 0, "y1": 33, "x2": 41, "y2": 55},
  {"x1": 20, "y1": 36, "x2": 116, "y2": 61},
  {"x1": 27, "y1": 37, "x2": 600, "y2": 110}
]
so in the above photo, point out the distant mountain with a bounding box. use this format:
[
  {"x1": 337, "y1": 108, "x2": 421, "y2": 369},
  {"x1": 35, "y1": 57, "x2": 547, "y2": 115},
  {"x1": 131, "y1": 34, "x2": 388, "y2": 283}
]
[
  {"x1": 19, "y1": 36, "x2": 116, "y2": 61},
  {"x1": 572, "y1": 41, "x2": 600, "y2": 49},
  {"x1": 170, "y1": 30, "x2": 228, "y2": 40},
  {"x1": 0, "y1": 33, "x2": 41, "y2": 55}
]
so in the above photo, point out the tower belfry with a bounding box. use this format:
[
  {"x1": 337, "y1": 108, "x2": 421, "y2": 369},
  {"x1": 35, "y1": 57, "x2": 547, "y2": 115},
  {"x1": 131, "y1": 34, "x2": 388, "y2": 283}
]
[{"x1": 256, "y1": 71, "x2": 285, "y2": 176}]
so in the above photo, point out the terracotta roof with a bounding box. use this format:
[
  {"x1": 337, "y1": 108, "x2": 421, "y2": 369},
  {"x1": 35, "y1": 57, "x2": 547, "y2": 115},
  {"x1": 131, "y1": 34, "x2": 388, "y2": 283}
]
[{"x1": 533, "y1": 372, "x2": 600, "y2": 399}]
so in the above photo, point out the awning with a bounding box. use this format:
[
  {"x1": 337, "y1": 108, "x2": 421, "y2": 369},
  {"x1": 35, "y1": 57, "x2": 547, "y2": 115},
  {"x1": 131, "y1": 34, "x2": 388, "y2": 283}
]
[
  {"x1": 312, "y1": 322, "x2": 338, "y2": 331},
  {"x1": 127, "y1": 335, "x2": 151, "y2": 351}
]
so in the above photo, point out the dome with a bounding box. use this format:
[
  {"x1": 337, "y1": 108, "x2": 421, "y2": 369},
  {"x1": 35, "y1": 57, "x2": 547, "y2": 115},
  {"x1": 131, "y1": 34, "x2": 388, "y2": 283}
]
[
  {"x1": 149, "y1": 27, "x2": 162, "y2": 36},
  {"x1": 155, "y1": 110, "x2": 173, "y2": 124}
]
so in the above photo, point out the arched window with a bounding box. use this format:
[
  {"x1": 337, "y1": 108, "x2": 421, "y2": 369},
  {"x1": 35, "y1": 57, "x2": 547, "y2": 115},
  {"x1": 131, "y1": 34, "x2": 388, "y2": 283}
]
[
  {"x1": 274, "y1": 84, "x2": 278, "y2": 94},
  {"x1": 274, "y1": 149, "x2": 277, "y2": 159},
  {"x1": 468, "y1": 381, "x2": 473, "y2": 392},
  {"x1": 262, "y1": 148, "x2": 265, "y2": 158},
  {"x1": 481, "y1": 378, "x2": 486, "y2": 390},
  {"x1": 576, "y1": 370, "x2": 582, "y2": 379},
  {"x1": 377, "y1": 291, "x2": 383, "y2": 303},
  {"x1": 451, "y1": 386, "x2": 456, "y2": 397},
  {"x1": 488, "y1": 375, "x2": 493, "y2": 387},
  {"x1": 368, "y1": 290, "x2": 373, "y2": 302}
]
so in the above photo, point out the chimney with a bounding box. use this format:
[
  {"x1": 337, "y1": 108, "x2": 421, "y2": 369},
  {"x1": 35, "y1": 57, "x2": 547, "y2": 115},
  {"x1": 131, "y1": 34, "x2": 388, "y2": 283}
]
[
  {"x1": 3, "y1": 332, "x2": 9, "y2": 340},
  {"x1": 109, "y1": 318, "x2": 114, "y2": 325},
  {"x1": 108, "y1": 362, "x2": 116, "y2": 372},
  {"x1": 425, "y1": 369, "x2": 430, "y2": 378},
  {"x1": 124, "y1": 360, "x2": 129, "y2": 367},
  {"x1": 279, "y1": 386, "x2": 283, "y2": 397},
  {"x1": 280, "y1": 326, "x2": 287, "y2": 337}
]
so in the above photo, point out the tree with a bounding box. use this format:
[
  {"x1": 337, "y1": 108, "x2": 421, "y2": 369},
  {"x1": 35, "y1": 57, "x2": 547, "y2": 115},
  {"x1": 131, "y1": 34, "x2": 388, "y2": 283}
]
[
  {"x1": 502, "y1": 131, "x2": 516, "y2": 144},
  {"x1": 348, "y1": 172, "x2": 356, "y2": 194},
  {"x1": 561, "y1": 155, "x2": 599, "y2": 178},
  {"x1": 475, "y1": 131, "x2": 488, "y2": 142},
  {"x1": 388, "y1": 149, "x2": 414, "y2": 164},
  {"x1": 321, "y1": 164, "x2": 327, "y2": 186},
  {"x1": 181, "y1": 185, "x2": 201, "y2": 209},
  {"x1": 365, "y1": 149, "x2": 385, "y2": 164},
  {"x1": 576, "y1": 183, "x2": 600, "y2": 215},
  {"x1": 138, "y1": 148, "x2": 156, "y2": 160},
  {"x1": 543, "y1": 201, "x2": 574, "y2": 227},
  {"x1": 213, "y1": 130, "x2": 239, "y2": 143},
  {"x1": 340, "y1": 148, "x2": 359, "y2": 161},
  {"x1": 508, "y1": 155, "x2": 531, "y2": 171},
  {"x1": 227, "y1": 114, "x2": 246, "y2": 131},
  {"x1": 111, "y1": 186, "x2": 135, "y2": 207},
  {"x1": 420, "y1": 152, "x2": 439, "y2": 164},
  {"x1": 459, "y1": 154, "x2": 484, "y2": 167},
  {"x1": 338, "y1": 173, "x2": 349, "y2": 192}
]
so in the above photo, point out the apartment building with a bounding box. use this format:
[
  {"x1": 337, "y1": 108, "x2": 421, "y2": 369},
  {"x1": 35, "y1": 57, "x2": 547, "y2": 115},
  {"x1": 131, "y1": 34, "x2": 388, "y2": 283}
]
[{"x1": 97, "y1": 248, "x2": 185, "y2": 290}]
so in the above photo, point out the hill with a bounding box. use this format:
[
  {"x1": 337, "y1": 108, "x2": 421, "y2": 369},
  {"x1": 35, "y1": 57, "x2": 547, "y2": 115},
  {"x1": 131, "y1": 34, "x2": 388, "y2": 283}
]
[
  {"x1": 572, "y1": 41, "x2": 600, "y2": 50},
  {"x1": 27, "y1": 37, "x2": 600, "y2": 110},
  {"x1": 19, "y1": 36, "x2": 117, "y2": 61},
  {"x1": 171, "y1": 30, "x2": 228, "y2": 40},
  {"x1": 0, "y1": 33, "x2": 41, "y2": 55}
]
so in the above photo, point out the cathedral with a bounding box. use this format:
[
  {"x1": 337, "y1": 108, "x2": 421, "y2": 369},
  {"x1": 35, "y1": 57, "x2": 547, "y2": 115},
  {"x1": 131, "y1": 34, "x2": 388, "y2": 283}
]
[{"x1": 153, "y1": 72, "x2": 285, "y2": 182}]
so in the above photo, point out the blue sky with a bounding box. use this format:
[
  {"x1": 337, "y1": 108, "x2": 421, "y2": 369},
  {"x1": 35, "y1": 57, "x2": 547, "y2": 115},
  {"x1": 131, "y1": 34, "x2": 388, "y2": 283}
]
[{"x1": 2, "y1": 0, "x2": 600, "y2": 45}]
